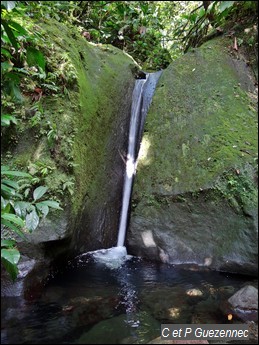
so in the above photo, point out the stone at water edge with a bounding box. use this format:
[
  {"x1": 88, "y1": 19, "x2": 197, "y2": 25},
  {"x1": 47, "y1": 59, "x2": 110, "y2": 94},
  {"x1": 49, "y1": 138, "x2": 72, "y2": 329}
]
[
  {"x1": 220, "y1": 285, "x2": 258, "y2": 322},
  {"x1": 228, "y1": 285, "x2": 258, "y2": 310}
]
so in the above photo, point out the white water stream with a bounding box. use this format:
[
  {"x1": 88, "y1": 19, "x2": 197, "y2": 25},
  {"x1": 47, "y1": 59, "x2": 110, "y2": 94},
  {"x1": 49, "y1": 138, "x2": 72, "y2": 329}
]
[
  {"x1": 117, "y1": 71, "x2": 162, "y2": 247},
  {"x1": 89, "y1": 71, "x2": 162, "y2": 268}
]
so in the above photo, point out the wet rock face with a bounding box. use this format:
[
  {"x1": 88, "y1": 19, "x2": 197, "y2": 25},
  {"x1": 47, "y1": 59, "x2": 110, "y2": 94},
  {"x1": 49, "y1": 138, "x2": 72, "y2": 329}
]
[
  {"x1": 127, "y1": 194, "x2": 258, "y2": 275},
  {"x1": 1, "y1": 255, "x2": 50, "y2": 301},
  {"x1": 71, "y1": 76, "x2": 134, "y2": 251},
  {"x1": 128, "y1": 37, "x2": 258, "y2": 275}
]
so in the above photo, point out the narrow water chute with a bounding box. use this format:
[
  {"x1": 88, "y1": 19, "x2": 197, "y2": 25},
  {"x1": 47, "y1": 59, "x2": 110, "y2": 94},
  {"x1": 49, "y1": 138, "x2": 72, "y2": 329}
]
[{"x1": 117, "y1": 71, "x2": 162, "y2": 247}]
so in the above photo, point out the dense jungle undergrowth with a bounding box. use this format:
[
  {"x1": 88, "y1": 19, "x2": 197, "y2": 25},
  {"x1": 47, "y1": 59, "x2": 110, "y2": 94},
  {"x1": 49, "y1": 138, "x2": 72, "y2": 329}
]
[{"x1": 1, "y1": 1, "x2": 258, "y2": 279}]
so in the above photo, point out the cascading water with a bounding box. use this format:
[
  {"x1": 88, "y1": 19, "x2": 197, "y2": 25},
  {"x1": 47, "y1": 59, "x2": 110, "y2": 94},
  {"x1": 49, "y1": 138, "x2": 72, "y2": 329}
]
[
  {"x1": 117, "y1": 71, "x2": 162, "y2": 248},
  {"x1": 84, "y1": 71, "x2": 162, "y2": 269}
]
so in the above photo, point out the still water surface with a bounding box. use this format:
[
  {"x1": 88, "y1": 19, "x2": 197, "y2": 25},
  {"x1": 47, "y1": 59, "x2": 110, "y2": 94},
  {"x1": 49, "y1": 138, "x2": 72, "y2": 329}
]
[{"x1": 1, "y1": 254, "x2": 256, "y2": 344}]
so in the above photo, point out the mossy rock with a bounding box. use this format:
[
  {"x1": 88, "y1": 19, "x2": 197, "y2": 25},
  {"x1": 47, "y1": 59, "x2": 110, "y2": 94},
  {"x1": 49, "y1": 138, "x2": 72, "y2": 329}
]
[
  {"x1": 129, "y1": 38, "x2": 258, "y2": 275},
  {"x1": 4, "y1": 18, "x2": 139, "y2": 257}
]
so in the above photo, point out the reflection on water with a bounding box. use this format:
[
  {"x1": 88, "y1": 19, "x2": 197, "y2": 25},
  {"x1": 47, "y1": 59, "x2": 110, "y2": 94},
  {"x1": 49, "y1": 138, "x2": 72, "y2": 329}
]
[{"x1": 1, "y1": 256, "x2": 257, "y2": 344}]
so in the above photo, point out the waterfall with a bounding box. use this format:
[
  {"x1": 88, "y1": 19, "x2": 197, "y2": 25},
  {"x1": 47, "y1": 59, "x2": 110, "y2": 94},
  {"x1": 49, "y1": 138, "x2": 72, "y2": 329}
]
[
  {"x1": 77, "y1": 71, "x2": 162, "y2": 269},
  {"x1": 117, "y1": 71, "x2": 162, "y2": 247}
]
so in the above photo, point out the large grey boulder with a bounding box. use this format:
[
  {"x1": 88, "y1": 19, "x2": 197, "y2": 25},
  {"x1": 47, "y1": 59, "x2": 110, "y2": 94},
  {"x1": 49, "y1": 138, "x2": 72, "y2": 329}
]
[{"x1": 128, "y1": 38, "x2": 258, "y2": 275}]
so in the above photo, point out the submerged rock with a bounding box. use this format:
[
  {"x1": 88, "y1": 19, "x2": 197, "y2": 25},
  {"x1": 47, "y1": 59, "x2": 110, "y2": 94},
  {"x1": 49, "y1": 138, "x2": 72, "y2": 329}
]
[
  {"x1": 67, "y1": 295, "x2": 120, "y2": 326},
  {"x1": 77, "y1": 312, "x2": 160, "y2": 344}
]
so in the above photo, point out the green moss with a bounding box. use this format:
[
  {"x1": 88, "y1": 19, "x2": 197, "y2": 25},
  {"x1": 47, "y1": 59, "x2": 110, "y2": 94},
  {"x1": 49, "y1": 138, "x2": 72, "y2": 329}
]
[
  {"x1": 37, "y1": 20, "x2": 137, "y2": 215},
  {"x1": 134, "y1": 38, "x2": 257, "y2": 207},
  {"x1": 4, "y1": 19, "x2": 137, "y2": 219},
  {"x1": 213, "y1": 163, "x2": 257, "y2": 211}
]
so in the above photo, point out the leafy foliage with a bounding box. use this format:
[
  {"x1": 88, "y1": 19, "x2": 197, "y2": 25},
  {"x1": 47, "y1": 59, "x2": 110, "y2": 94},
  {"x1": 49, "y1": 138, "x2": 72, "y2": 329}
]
[
  {"x1": 1, "y1": 164, "x2": 63, "y2": 279},
  {"x1": 20, "y1": 1, "x2": 176, "y2": 70},
  {"x1": 1, "y1": 239, "x2": 20, "y2": 281},
  {"x1": 1, "y1": 1, "x2": 62, "y2": 280},
  {"x1": 173, "y1": 1, "x2": 258, "y2": 52},
  {"x1": 214, "y1": 165, "x2": 258, "y2": 211},
  {"x1": 3, "y1": 1, "x2": 256, "y2": 70}
]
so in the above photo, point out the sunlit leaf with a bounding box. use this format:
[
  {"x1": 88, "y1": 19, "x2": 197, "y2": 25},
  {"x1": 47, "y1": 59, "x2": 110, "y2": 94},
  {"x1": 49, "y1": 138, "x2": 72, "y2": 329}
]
[
  {"x1": 218, "y1": 1, "x2": 235, "y2": 13},
  {"x1": 33, "y1": 186, "x2": 48, "y2": 201},
  {"x1": 1, "y1": 212, "x2": 25, "y2": 227},
  {"x1": 13, "y1": 201, "x2": 31, "y2": 218},
  {"x1": 39, "y1": 200, "x2": 63, "y2": 210},
  {"x1": 1, "y1": 248, "x2": 20, "y2": 265},
  {"x1": 25, "y1": 209, "x2": 39, "y2": 231},
  {"x1": 35, "y1": 203, "x2": 49, "y2": 217},
  {"x1": 1, "y1": 196, "x2": 7, "y2": 209},
  {"x1": 1, "y1": 1, "x2": 16, "y2": 11},
  {"x1": 1, "y1": 114, "x2": 17, "y2": 126}
]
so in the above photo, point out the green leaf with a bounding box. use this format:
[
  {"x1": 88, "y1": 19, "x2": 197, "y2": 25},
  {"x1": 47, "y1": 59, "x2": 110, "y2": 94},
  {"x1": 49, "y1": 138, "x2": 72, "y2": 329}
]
[
  {"x1": 1, "y1": 20, "x2": 19, "y2": 50},
  {"x1": 1, "y1": 239, "x2": 16, "y2": 248},
  {"x1": 1, "y1": 179, "x2": 19, "y2": 189},
  {"x1": 1, "y1": 257, "x2": 19, "y2": 280},
  {"x1": 35, "y1": 203, "x2": 49, "y2": 217},
  {"x1": 1, "y1": 114, "x2": 17, "y2": 126},
  {"x1": 8, "y1": 20, "x2": 28, "y2": 36},
  {"x1": 1, "y1": 248, "x2": 20, "y2": 281},
  {"x1": 1, "y1": 196, "x2": 7, "y2": 209},
  {"x1": 1, "y1": 48, "x2": 12, "y2": 59},
  {"x1": 2, "y1": 78, "x2": 23, "y2": 102},
  {"x1": 1, "y1": 212, "x2": 25, "y2": 227},
  {"x1": 13, "y1": 201, "x2": 30, "y2": 218},
  {"x1": 1, "y1": 183, "x2": 16, "y2": 196},
  {"x1": 1, "y1": 1, "x2": 16, "y2": 11},
  {"x1": 25, "y1": 209, "x2": 39, "y2": 232},
  {"x1": 26, "y1": 47, "x2": 46, "y2": 71},
  {"x1": 218, "y1": 1, "x2": 235, "y2": 13},
  {"x1": 1, "y1": 258, "x2": 19, "y2": 280},
  {"x1": 207, "y1": 1, "x2": 217, "y2": 12},
  {"x1": 1, "y1": 61, "x2": 13, "y2": 73},
  {"x1": 39, "y1": 200, "x2": 63, "y2": 210},
  {"x1": 33, "y1": 186, "x2": 48, "y2": 201},
  {"x1": 1, "y1": 219, "x2": 27, "y2": 239},
  {"x1": 1, "y1": 248, "x2": 20, "y2": 265},
  {"x1": 198, "y1": 7, "x2": 206, "y2": 17},
  {"x1": 1, "y1": 169, "x2": 32, "y2": 178},
  {"x1": 2, "y1": 202, "x2": 11, "y2": 214},
  {"x1": 4, "y1": 71, "x2": 22, "y2": 83}
]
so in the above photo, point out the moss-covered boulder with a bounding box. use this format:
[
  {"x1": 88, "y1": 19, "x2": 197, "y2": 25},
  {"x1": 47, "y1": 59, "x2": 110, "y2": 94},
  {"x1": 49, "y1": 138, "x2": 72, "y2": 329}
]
[
  {"x1": 4, "y1": 19, "x2": 139, "y2": 263},
  {"x1": 128, "y1": 38, "x2": 258, "y2": 275},
  {"x1": 40, "y1": 21, "x2": 139, "y2": 253}
]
